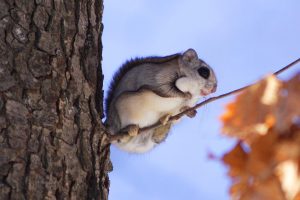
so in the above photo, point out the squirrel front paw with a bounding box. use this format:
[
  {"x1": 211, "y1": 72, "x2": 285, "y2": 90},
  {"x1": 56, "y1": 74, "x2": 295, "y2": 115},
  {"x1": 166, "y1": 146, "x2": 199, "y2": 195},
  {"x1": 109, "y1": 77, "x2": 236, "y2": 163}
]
[
  {"x1": 180, "y1": 106, "x2": 197, "y2": 118},
  {"x1": 184, "y1": 92, "x2": 192, "y2": 99}
]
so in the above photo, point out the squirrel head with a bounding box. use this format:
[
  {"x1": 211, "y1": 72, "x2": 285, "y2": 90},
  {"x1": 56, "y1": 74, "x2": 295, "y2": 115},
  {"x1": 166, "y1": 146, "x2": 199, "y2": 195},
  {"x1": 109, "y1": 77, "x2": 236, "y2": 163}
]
[{"x1": 176, "y1": 49, "x2": 217, "y2": 98}]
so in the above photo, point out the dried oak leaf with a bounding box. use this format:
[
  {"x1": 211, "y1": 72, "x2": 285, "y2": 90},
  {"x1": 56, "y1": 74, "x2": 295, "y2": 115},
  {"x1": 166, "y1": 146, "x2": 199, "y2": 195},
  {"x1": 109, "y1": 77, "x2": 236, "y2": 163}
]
[
  {"x1": 246, "y1": 131, "x2": 278, "y2": 177},
  {"x1": 221, "y1": 73, "x2": 300, "y2": 200},
  {"x1": 276, "y1": 160, "x2": 300, "y2": 200},
  {"x1": 294, "y1": 192, "x2": 300, "y2": 200},
  {"x1": 224, "y1": 127, "x2": 300, "y2": 200},
  {"x1": 274, "y1": 138, "x2": 300, "y2": 162},
  {"x1": 222, "y1": 142, "x2": 248, "y2": 178},
  {"x1": 274, "y1": 128, "x2": 300, "y2": 199},
  {"x1": 275, "y1": 73, "x2": 300, "y2": 133},
  {"x1": 222, "y1": 143, "x2": 249, "y2": 199},
  {"x1": 223, "y1": 132, "x2": 280, "y2": 199},
  {"x1": 240, "y1": 175, "x2": 286, "y2": 200},
  {"x1": 221, "y1": 75, "x2": 281, "y2": 142}
]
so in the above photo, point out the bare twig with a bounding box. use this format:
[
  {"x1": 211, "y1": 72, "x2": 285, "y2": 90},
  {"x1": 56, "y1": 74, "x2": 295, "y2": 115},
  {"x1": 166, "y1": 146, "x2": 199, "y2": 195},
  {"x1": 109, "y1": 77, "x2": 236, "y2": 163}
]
[{"x1": 108, "y1": 58, "x2": 300, "y2": 142}]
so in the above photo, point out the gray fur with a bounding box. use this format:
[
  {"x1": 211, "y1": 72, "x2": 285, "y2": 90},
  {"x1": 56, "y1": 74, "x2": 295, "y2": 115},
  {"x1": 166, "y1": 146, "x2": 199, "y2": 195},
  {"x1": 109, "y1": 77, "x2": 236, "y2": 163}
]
[
  {"x1": 105, "y1": 53, "x2": 181, "y2": 114},
  {"x1": 105, "y1": 53, "x2": 187, "y2": 133}
]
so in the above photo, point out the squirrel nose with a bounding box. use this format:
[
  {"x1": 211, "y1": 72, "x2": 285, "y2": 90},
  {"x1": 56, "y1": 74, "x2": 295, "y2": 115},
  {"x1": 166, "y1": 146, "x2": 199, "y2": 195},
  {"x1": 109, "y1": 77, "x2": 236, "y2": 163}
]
[
  {"x1": 211, "y1": 83, "x2": 217, "y2": 93},
  {"x1": 197, "y1": 67, "x2": 210, "y2": 79}
]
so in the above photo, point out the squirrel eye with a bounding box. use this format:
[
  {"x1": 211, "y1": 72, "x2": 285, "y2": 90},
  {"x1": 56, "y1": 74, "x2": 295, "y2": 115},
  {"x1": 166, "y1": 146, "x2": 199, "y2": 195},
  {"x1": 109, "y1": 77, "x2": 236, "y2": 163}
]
[{"x1": 197, "y1": 67, "x2": 210, "y2": 79}]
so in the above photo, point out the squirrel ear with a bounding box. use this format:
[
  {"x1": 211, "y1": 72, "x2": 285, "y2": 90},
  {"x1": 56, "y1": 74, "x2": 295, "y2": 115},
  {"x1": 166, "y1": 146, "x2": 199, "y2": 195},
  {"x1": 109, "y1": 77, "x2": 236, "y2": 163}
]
[{"x1": 182, "y1": 49, "x2": 198, "y2": 63}]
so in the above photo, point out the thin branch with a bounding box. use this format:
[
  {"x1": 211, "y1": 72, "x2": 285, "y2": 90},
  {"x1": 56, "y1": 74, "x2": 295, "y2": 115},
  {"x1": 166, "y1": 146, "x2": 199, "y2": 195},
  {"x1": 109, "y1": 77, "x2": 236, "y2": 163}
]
[{"x1": 108, "y1": 58, "x2": 300, "y2": 142}]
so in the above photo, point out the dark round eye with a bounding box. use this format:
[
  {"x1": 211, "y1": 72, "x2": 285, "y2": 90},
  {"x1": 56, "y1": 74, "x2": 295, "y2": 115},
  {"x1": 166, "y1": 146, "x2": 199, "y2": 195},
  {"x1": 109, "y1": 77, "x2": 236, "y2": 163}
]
[{"x1": 197, "y1": 67, "x2": 210, "y2": 79}]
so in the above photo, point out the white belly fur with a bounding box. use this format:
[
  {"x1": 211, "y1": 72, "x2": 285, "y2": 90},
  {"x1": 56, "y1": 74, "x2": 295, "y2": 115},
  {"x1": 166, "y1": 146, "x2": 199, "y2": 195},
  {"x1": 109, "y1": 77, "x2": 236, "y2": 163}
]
[
  {"x1": 116, "y1": 90, "x2": 185, "y2": 128},
  {"x1": 114, "y1": 90, "x2": 200, "y2": 153}
]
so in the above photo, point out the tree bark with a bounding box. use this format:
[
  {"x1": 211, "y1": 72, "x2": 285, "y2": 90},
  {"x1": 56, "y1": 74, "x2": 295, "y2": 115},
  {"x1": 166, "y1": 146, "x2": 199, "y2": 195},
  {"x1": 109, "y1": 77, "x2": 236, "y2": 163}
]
[{"x1": 0, "y1": 0, "x2": 111, "y2": 199}]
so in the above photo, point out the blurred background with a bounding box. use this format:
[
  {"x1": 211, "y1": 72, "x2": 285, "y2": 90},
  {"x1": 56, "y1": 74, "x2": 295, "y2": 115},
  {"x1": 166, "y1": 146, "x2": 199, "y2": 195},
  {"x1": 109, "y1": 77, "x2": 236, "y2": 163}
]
[{"x1": 102, "y1": 1, "x2": 300, "y2": 199}]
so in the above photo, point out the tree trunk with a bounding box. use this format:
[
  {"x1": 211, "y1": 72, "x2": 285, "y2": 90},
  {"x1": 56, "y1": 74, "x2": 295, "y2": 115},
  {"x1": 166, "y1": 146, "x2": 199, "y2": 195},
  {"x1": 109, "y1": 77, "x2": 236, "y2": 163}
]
[{"x1": 0, "y1": 0, "x2": 111, "y2": 199}]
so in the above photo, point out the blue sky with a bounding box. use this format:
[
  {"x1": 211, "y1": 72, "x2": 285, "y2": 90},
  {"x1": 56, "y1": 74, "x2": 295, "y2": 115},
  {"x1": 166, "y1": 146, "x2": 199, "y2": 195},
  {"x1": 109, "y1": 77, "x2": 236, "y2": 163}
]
[{"x1": 102, "y1": 1, "x2": 300, "y2": 199}]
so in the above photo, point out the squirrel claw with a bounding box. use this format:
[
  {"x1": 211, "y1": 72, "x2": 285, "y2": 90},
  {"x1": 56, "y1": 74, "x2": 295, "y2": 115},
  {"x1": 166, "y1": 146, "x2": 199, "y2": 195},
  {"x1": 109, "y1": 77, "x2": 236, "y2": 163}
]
[
  {"x1": 122, "y1": 124, "x2": 139, "y2": 137},
  {"x1": 186, "y1": 109, "x2": 197, "y2": 118},
  {"x1": 128, "y1": 125, "x2": 139, "y2": 136},
  {"x1": 159, "y1": 114, "x2": 171, "y2": 125},
  {"x1": 180, "y1": 106, "x2": 197, "y2": 118}
]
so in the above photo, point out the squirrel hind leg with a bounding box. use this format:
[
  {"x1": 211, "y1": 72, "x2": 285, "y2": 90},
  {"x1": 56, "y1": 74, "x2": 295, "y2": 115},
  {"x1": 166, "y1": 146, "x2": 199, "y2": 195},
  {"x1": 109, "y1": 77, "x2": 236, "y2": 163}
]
[
  {"x1": 152, "y1": 123, "x2": 172, "y2": 144},
  {"x1": 159, "y1": 114, "x2": 171, "y2": 125}
]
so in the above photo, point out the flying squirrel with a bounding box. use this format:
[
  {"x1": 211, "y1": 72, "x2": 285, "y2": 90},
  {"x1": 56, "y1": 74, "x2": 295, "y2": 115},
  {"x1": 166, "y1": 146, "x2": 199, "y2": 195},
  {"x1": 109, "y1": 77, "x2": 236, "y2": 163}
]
[{"x1": 105, "y1": 49, "x2": 217, "y2": 153}]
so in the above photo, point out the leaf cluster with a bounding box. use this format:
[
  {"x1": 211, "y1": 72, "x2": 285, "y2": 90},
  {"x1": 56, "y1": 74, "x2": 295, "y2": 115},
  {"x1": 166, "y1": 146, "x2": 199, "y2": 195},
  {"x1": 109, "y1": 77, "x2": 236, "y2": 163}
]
[{"x1": 221, "y1": 74, "x2": 300, "y2": 200}]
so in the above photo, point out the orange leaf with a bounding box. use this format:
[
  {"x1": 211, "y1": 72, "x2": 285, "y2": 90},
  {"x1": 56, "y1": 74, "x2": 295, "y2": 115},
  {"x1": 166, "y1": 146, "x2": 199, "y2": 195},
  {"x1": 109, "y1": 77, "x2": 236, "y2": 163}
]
[
  {"x1": 275, "y1": 73, "x2": 300, "y2": 133},
  {"x1": 223, "y1": 142, "x2": 248, "y2": 178},
  {"x1": 221, "y1": 75, "x2": 281, "y2": 142}
]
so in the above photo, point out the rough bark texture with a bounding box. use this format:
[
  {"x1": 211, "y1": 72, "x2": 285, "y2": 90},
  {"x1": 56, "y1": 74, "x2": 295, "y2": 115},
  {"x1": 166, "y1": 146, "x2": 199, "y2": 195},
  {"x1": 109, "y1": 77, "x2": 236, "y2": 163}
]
[{"x1": 0, "y1": 0, "x2": 111, "y2": 199}]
